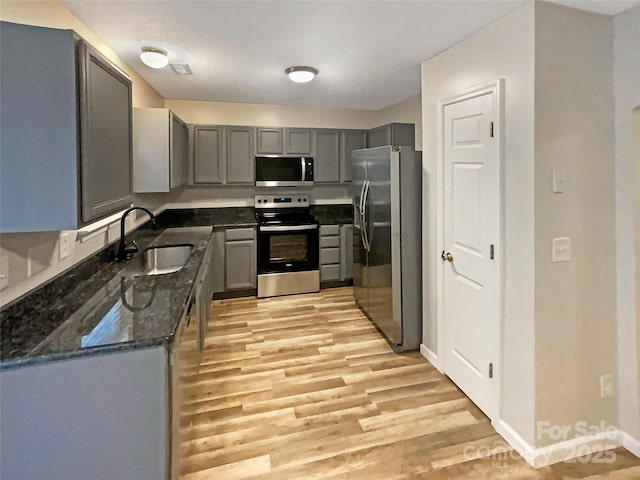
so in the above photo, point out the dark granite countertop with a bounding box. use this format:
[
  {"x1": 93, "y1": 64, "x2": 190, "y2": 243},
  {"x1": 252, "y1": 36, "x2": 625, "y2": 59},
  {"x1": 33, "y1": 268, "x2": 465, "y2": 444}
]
[
  {"x1": 310, "y1": 204, "x2": 353, "y2": 225},
  {"x1": 0, "y1": 227, "x2": 212, "y2": 370},
  {"x1": 158, "y1": 207, "x2": 257, "y2": 229}
]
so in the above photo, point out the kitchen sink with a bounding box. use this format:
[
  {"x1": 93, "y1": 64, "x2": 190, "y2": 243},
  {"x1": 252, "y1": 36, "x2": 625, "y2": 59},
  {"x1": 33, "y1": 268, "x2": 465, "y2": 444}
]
[{"x1": 140, "y1": 244, "x2": 193, "y2": 275}]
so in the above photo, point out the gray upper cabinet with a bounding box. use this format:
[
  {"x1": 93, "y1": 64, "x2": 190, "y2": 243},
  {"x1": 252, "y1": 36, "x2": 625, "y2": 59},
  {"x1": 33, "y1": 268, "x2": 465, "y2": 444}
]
[
  {"x1": 367, "y1": 123, "x2": 415, "y2": 149},
  {"x1": 79, "y1": 41, "x2": 132, "y2": 223},
  {"x1": 193, "y1": 125, "x2": 224, "y2": 184},
  {"x1": 284, "y1": 128, "x2": 313, "y2": 155},
  {"x1": 256, "y1": 128, "x2": 283, "y2": 155},
  {"x1": 340, "y1": 129, "x2": 367, "y2": 183},
  {"x1": 226, "y1": 126, "x2": 255, "y2": 184},
  {"x1": 133, "y1": 108, "x2": 187, "y2": 193},
  {"x1": 170, "y1": 113, "x2": 188, "y2": 189},
  {"x1": 0, "y1": 22, "x2": 133, "y2": 232},
  {"x1": 313, "y1": 129, "x2": 341, "y2": 183}
]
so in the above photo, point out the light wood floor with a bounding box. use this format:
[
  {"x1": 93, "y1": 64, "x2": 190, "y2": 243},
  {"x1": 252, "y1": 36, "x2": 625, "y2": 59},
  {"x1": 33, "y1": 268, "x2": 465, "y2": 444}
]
[{"x1": 180, "y1": 287, "x2": 640, "y2": 479}]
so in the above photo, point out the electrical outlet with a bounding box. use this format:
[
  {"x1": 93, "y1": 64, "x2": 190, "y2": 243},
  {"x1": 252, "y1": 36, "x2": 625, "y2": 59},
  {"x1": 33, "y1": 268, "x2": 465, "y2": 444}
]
[
  {"x1": 600, "y1": 373, "x2": 614, "y2": 398},
  {"x1": 59, "y1": 232, "x2": 71, "y2": 260},
  {"x1": 0, "y1": 255, "x2": 9, "y2": 291}
]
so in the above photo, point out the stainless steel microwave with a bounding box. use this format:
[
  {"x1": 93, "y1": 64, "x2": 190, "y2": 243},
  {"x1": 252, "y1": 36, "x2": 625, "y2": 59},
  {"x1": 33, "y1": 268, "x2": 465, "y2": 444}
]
[{"x1": 255, "y1": 156, "x2": 314, "y2": 187}]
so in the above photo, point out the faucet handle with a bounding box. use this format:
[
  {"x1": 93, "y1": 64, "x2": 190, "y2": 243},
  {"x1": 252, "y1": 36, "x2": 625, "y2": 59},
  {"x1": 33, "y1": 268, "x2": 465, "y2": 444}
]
[{"x1": 125, "y1": 240, "x2": 139, "y2": 256}]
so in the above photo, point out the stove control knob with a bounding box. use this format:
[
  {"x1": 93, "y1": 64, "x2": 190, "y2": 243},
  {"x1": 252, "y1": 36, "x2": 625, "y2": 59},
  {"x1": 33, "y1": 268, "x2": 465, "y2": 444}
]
[
  {"x1": 257, "y1": 199, "x2": 262, "y2": 203},
  {"x1": 303, "y1": 198, "x2": 307, "y2": 202},
  {"x1": 298, "y1": 198, "x2": 302, "y2": 202}
]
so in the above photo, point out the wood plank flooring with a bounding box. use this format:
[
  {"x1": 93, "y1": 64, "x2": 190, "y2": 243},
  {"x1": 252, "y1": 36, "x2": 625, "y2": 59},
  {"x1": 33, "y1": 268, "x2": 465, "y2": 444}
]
[{"x1": 180, "y1": 287, "x2": 640, "y2": 479}]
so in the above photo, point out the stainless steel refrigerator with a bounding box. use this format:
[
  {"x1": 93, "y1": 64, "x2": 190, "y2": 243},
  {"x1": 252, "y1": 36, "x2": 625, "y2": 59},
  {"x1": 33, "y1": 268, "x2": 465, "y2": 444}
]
[{"x1": 352, "y1": 146, "x2": 422, "y2": 352}]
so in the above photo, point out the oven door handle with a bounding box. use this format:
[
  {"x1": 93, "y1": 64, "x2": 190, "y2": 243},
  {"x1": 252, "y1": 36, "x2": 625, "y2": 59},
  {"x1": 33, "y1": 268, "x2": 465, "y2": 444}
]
[{"x1": 259, "y1": 224, "x2": 318, "y2": 232}]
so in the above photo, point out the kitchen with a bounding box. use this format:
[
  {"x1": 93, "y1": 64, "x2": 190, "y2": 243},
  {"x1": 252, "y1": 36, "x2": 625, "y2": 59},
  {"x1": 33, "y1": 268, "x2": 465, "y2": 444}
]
[{"x1": 2, "y1": 2, "x2": 640, "y2": 478}]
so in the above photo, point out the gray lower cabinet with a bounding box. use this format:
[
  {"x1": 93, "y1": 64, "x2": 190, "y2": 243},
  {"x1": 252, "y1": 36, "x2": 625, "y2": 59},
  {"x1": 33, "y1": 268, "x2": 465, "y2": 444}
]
[
  {"x1": 193, "y1": 125, "x2": 224, "y2": 184},
  {"x1": 133, "y1": 108, "x2": 188, "y2": 192},
  {"x1": 1, "y1": 347, "x2": 168, "y2": 480},
  {"x1": 314, "y1": 129, "x2": 341, "y2": 183},
  {"x1": 284, "y1": 128, "x2": 313, "y2": 155},
  {"x1": 226, "y1": 126, "x2": 255, "y2": 184},
  {"x1": 256, "y1": 128, "x2": 284, "y2": 154},
  {"x1": 0, "y1": 22, "x2": 133, "y2": 232},
  {"x1": 340, "y1": 130, "x2": 367, "y2": 183},
  {"x1": 212, "y1": 227, "x2": 257, "y2": 292},
  {"x1": 367, "y1": 122, "x2": 415, "y2": 149},
  {"x1": 321, "y1": 224, "x2": 354, "y2": 283}
]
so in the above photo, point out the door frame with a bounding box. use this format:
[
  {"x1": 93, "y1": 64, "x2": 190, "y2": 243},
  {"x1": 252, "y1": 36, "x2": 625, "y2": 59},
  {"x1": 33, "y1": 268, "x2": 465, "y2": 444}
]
[{"x1": 436, "y1": 79, "x2": 505, "y2": 421}]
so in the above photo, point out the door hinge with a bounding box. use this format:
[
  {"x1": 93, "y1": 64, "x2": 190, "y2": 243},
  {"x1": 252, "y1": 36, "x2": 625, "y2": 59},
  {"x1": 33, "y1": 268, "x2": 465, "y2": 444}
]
[
  {"x1": 489, "y1": 363, "x2": 494, "y2": 379},
  {"x1": 490, "y1": 244, "x2": 495, "y2": 260},
  {"x1": 490, "y1": 121, "x2": 494, "y2": 138}
]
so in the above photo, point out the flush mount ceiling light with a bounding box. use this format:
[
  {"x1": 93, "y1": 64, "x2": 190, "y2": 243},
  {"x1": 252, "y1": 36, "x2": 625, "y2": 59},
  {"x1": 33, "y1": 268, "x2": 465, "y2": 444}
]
[
  {"x1": 140, "y1": 47, "x2": 169, "y2": 69},
  {"x1": 285, "y1": 66, "x2": 318, "y2": 83}
]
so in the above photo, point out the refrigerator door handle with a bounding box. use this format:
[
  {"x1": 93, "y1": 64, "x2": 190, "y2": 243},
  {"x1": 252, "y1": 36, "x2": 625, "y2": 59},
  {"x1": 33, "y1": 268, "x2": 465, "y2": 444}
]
[{"x1": 361, "y1": 180, "x2": 371, "y2": 252}]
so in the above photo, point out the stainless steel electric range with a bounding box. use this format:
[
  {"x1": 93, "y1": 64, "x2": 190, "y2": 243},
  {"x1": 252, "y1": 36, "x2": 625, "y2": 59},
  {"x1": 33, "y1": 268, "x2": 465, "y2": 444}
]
[{"x1": 255, "y1": 194, "x2": 320, "y2": 298}]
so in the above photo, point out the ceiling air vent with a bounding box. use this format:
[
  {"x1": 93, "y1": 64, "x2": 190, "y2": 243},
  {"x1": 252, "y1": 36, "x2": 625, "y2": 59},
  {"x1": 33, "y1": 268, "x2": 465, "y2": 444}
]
[{"x1": 170, "y1": 64, "x2": 192, "y2": 75}]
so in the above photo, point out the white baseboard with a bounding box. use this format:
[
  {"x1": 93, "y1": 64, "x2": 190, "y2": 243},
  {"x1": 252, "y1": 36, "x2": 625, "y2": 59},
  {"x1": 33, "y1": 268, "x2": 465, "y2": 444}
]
[
  {"x1": 621, "y1": 431, "x2": 640, "y2": 457},
  {"x1": 419, "y1": 344, "x2": 443, "y2": 373},
  {"x1": 494, "y1": 419, "x2": 626, "y2": 468},
  {"x1": 493, "y1": 419, "x2": 536, "y2": 466}
]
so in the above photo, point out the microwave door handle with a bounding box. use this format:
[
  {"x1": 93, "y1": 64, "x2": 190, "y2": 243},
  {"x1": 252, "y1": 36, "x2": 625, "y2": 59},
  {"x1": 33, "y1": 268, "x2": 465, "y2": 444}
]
[{"x1": 301, "y1": 157, "x2": 306, "y2": 181}]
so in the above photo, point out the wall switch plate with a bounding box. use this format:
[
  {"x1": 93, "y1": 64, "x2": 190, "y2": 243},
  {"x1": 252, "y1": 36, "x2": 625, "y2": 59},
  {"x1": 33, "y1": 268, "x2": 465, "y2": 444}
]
[
  {"x1": 600, "y1": 373, "x2": 614, "y2": 398},
  {"x1": 59, "y1": 232, "x2": 71, "y2": 260},
  {"x1": 552, "y1": 169, "x2": 566, "y2": 193},
  {"x1": 552, "y1": 237, "x2": 572, "y2": 262},
  {"x1": 0, "y1": 255, "x2": 9, "y2": 291}
]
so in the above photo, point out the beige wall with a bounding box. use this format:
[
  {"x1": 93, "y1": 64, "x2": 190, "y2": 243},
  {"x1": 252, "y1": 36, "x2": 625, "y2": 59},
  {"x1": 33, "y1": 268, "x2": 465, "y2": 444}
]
[
  {"x1": 421, "y1": 3, "x2": 536, "y2": 445},
  {"x1": 0, "y1": 1, "x2": 166, "y2": 307},
  {"x1": 635, "y1": 108, "x2": 640, "y2": 434},
  {"x1": 371, "y1": 94, "x2": 423, "y2": 150},
  {"x1": 534, "y1": 1, "x2": 616, "y2": 446},
  {"x1": 0, "y1": 0, "x2": 163, "y2": 108},
  {"x1": 614, "y1": 4, "x2": 640, "y2": 442}
]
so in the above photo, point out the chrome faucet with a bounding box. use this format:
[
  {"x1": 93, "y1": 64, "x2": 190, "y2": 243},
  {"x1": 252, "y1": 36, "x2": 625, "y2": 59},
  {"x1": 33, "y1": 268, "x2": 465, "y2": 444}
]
[{"x1": 117, "y1": 206, "x2": 157, "y2": 261}]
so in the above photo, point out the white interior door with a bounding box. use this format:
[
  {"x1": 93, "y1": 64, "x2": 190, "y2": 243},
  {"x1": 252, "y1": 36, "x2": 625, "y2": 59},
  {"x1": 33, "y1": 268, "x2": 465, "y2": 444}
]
[{"x1": 441, "y1": 87, "x2": 500, "y2": 417}]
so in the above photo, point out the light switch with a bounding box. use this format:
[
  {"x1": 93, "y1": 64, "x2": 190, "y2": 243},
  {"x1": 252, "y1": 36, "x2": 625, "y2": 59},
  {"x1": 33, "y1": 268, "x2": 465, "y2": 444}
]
[
  {"x1": 552, "y1": 237, "x2": 572, "y2": 262},
  {"x1": 59, "y1": 232, "x2": 71, "y2": 260},
  {"x1": 0, "y1": 255, "x2": 9, "y2": 290},
  {"x1": 552, "y1": 170, "x2": 566, "y2": 193}
]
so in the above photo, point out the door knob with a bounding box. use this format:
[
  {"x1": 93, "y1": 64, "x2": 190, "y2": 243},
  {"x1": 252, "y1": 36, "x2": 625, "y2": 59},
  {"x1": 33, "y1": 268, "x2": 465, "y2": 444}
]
[{"x1": 441, "y1": 250, "x2": 453, "y2": 262}]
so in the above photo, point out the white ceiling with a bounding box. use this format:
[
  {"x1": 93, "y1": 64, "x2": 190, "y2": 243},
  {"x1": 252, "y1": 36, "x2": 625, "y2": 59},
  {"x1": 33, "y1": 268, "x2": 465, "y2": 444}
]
[{"x1": 61, "y1": 0, "x2": 640, "y2": 110}]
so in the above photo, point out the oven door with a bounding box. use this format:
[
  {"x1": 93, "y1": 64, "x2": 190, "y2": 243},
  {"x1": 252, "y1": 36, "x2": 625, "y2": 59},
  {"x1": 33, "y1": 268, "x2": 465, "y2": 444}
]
[{"x1": 257, "y1": 224, "x2": 319, "y2": 274}]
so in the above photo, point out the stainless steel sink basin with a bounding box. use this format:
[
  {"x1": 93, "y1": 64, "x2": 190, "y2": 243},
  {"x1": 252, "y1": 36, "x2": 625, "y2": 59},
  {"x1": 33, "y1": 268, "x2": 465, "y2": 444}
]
[{"x1": 141, "y1": 244, "x2": 193, "y2": 275}]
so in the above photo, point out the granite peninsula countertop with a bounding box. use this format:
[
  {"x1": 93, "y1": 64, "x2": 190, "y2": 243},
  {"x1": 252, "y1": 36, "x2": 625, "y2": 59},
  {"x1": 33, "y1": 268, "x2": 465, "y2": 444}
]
[{"x1": 0, "y1": 226, "x2": 213, "y2": 370}]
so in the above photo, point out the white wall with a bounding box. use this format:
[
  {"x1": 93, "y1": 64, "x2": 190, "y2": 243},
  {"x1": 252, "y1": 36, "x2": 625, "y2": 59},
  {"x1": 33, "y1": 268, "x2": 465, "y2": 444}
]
[
  {"x1": 614, "y1": 4, "x2": 640, "y2": 442},
  {"x1": 534, "y1": 1, "x2": 616, "y2": 446},
  {"x1": 0, "y1": 1, "x2": 166, "y2": 307},
  {"x1": 421, "y1": 2, "x2": 536, "y2": 445}
]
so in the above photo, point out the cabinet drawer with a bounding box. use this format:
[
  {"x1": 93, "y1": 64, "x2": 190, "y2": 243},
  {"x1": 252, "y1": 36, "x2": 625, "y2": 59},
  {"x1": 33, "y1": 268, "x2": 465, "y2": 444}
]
[
  {"x1": 320, "y1": 236, "x2": 340, "y2": 248},
  {"x1": 320, "y1": 225, "x2": 340, "y2": 236},
  {"x1": 320, "y1": 247, "x2": 340, "y2": 265},
  {"x1": 321, "y1": 264, "x2": 340, "y2": 281},
  {"x1": 225, "y1": 227, "x2": 255, "y2": 241}
]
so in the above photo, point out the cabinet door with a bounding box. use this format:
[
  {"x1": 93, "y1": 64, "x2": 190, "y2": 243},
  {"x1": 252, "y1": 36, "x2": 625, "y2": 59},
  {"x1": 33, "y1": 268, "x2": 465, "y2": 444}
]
[
  {"x1": 79, "y1": 40, "x2": 133, "y2": 223},
  {"x1": 340, "y1": 130, "x2": 367, "y2": 183},
  {"x1": 226, "y1": 126, "x2": 255, "y2": 184},
  {"x1": 314, "y1": 129, "x2": 341, "y2": 183},
  {"x1": 367, "y1": 124, "x2": 392, "y2": 148},
  {"x1": 170, "y1": 113, "x2": 188, "y2": 189},
  {"x1": 212, "y1": 229, "x2": 226, "y2": 293},
  {"x1": 225, "y1": 240, "x2": 256, "y2": 290},
  {"x1": 193, "y1": 125, "x2": 224, "y2": 184},
  {"x1": 284, "y1": 128, "x2": 313, "y2": 155},
  {"x1": 256, "y1": 128, "x2": 283, "y2": 154}
]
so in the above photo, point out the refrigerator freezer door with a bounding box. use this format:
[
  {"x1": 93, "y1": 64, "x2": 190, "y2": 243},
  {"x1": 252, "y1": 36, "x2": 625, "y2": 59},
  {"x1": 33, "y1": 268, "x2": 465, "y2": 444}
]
[
  {"x1": 366, "y1": 146, "x2": 401, "y2": 345},
  {"x1": 352, "y1": 149, "x2": 368, "y2": 312}
]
